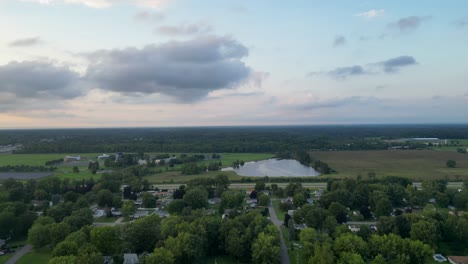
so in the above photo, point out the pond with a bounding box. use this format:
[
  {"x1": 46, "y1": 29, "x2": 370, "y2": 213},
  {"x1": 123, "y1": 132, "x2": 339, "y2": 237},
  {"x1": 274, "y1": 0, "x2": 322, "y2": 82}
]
[{"x1": 221, "y1": 159, "x2": 320, "y2": 177}]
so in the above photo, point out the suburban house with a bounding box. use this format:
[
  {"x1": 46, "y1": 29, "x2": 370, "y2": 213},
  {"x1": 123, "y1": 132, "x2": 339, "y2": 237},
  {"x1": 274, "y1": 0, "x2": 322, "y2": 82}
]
[
  {"x1": 348, "y1": 225, "x2": 361, "y2": 232},
  {"x1": 64, "y1": 156, "x2": 81, "y2": 162},
  {"x1": 123, "y1": 253, "x2": 139, "y2": 264},
  {"x1": 448, "y1": 256, "x2": 468, "y2": 264},
  {"x1": 98, "y1": 154, "x2": 110, "y2": 159}
]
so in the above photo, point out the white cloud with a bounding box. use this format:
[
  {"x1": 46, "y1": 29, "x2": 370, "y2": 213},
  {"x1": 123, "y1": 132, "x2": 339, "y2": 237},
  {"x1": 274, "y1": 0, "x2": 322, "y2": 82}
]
[
  {"x1": 355, "y1": 9, "x2": 385, "y2": 19},
  {"x1": 20, "y1": 0, "x2": 167, "y2": 8}
]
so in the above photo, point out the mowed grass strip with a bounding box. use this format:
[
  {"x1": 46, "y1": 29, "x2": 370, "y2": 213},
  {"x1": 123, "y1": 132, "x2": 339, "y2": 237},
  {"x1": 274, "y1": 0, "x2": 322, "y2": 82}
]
[
  {"x1": 0, "y1": 153, "x2": 99, "y2": 166},
  {"x1": 312, "y1": 150, "x2": 468, "y2": 180}
]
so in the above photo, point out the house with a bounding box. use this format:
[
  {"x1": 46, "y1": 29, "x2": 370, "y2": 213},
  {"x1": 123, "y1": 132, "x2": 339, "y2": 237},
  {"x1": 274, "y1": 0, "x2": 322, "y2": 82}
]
[
  {"x1": 137, "y1": 160, "x2": 147, "y2": 166},
  {"x1": 448, "y1": 256, "x2": 468, "y2": 264},
  {"x1": 103, "y1": 256, "x2": 114, "y2": 264},
  {"x1": 306, "y1": 198, "x2": 314, "y2": 205},
  {"x1": 94, "y1": 209, "x2": 106, "y2": 218},
  {"x1": 313, "y1": 189, "x2": 324, "y2": 198},
  {"x1": 281, "y1": 197, "x2": 294, "y2": 204},
  {"x1": 98, "y1": 154, "x2": 110, "y2": 159},
  {"x1": 246, "y1": 198, "x2": 257, "y2": 205},
  {"x1": 208, "y1": 198, "x2": 221, "y2": 205},
  {"x1": 293, "y1": 223, "x2": 307, "y2": 230},
  {"x1": 287, "y1": 210, "x2": 296, "y2": 216},
  {"x1": 64, "y1": 156, "x2": 81, "y2": 162},
  {"x1": 348, "y1": 225, "x2": 360, "y2": 232},
  {"x1": 123, "y1": 253, "x2": 139, "y2": 264},
  {"x1": 133, "y1": 210, "x2": 149, "y2": 219}
]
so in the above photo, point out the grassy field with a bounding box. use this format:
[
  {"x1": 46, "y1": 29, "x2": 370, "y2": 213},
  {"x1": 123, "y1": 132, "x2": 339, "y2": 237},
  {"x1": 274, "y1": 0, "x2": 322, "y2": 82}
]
[
  {"x1": 312, "y1": 150, "x2": 468, "y2": 181},
  {"x1": 272, "y1": 199, "x2": 286, "y2": 221},
  {"x1": 0, "y1": 153, "x2": 98, "y2": 166},
  {"x1": 0, "y1": 255, "x2": 12, "y2": 264},
  {"x1": 16, "y1": 250, "x2": 51, "y2": 264},
  {"x1": 144, "y1": 170, "x2": 243, "y2": 183}
]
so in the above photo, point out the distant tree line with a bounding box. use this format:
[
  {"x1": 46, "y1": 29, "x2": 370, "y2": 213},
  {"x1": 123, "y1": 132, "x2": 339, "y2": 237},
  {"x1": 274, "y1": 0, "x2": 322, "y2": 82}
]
[
  {"x1": 6, "y1": 125, "x2": 468, "y2": 154},
  {"x1": 0, "y1": 165, "x2": 56, "y2": 172}
]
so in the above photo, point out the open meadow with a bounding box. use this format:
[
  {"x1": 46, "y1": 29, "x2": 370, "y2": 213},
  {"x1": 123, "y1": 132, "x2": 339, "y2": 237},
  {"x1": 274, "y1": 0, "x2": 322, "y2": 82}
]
[{"x1": 312, "y1": 150, "x2": 468, "y2": 180}]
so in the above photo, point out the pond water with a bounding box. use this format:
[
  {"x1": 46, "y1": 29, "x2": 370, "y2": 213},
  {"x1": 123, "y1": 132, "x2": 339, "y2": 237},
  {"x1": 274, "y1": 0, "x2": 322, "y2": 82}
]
[{"x1": 221, "y1": 159, "x2": 320, "y2": 177}]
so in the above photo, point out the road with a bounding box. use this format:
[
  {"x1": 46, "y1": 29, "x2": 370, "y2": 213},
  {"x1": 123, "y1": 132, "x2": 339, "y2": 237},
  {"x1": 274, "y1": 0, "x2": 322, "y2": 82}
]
[
  {"x1": 346, "y1": 221, "x2": 377, "y2": 225},
  {"x1": 152, "y1": 181, "x2": 464, "y2": 191},
  {"x1": 5, "y1": 244, "x2": 32, "y2": 264},
  {"x1": 268, "y1": 203, "x2": 290, "y2": 264}
]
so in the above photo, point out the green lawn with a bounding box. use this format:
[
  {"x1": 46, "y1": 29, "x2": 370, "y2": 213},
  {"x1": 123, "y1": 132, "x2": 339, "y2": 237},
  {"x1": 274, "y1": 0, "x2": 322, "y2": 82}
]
[
  {"x1": 93, "y1": 216, "x2": 118, "y2": 223},
  {"x1": 272, "y1": 200, "x2": 286, "y2": 221},
  {"x1": 0, "y1": 255, "x2": 12, "y2": 264},
  {"x1": 312, "y1": 150, "x2": 468, "y2": 181},
  {"x1": 0, "y1": 153, "x2": 99, "y2": 166},
  {"x1": 16, "y1": 250, "x2": 51, "y2": 264}
]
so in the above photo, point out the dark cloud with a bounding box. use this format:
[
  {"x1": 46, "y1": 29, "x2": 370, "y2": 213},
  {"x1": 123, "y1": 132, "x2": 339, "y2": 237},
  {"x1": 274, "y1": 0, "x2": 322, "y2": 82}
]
[
  {"x1": 333, "y1": 35, "x2": 346, "y2": 47},
  {"x1": 379, "y1": 56, "x2": 417, "y2": 73},
  {"x1": 0, "y1": 61, "x2": 81, "y2": 99},
  {"x1": 85, "y1": 36, "x2": 252, "y2": 102},
  {"x1": 9, "y1": 37, "x2": 42, "y2": 47},
  {"x1": 299, "y1": 96, "x2": 380, "y2": 110},
  {"x1": 156, "y1": 23, "x2": 212, "y2": 36},
  {"x1": 134, "y1": 11, "x2": 165, "y2": 22},
  {"x1": 309, "y1": 56, "x2": 417, "y2": 80},
  {"x1": 328, "y1": 65, "x2": 367, "y2": 80},
  {"x1": 389, "y1": 16, "x2": 431, "y2": 32}
]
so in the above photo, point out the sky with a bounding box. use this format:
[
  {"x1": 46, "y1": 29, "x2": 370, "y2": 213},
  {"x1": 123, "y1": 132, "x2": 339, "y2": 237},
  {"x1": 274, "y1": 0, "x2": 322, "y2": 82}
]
[{"x1": 1, "y1": 0, "x2": 468, "y2": 128}]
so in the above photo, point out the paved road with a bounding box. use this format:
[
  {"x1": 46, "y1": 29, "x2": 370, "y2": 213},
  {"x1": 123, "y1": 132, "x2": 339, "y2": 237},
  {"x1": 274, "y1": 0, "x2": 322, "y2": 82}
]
[
  {"x1": 5, "y1": 244, "x2": 32, "y2": 264},
  {"x1": 154, "y1": 182, "x2": 327, "y2": 190},
  {"x1": 268, "y1": 203, "x2": 290, "y2": 264},
  {"x1": 346, "y1": 221, "x2": 377, "y2": 225}
]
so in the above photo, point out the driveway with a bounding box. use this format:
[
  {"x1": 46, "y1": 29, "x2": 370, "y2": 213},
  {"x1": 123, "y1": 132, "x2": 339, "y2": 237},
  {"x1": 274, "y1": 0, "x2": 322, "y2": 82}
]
[
  {"x1": 268, "y1": 203, "x2": 290, "y2": 264},
  {"x1": 5, "y1": 244, "x2": 32, "y2": 264}
]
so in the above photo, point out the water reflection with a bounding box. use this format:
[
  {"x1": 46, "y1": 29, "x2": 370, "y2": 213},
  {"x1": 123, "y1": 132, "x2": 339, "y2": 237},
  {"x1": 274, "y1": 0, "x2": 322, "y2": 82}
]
[{"x1": 221, "y1": 159, "x2": 320, "y2": 177}]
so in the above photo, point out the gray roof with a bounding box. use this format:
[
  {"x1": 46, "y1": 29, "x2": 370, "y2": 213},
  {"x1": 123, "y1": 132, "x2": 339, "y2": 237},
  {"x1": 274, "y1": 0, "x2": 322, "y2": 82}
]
[{"x1": 123, "y1": 253, "x2": 139, "y2": 264}]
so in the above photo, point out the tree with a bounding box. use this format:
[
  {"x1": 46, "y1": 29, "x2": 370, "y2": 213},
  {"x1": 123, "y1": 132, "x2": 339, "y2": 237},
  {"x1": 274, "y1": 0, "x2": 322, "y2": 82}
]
[
  {"x1": 28, "y1": 223, "x2": 50, "y2": 248},
  {"x1": 410, "y1": 220, "x2": 438, "y2": 247},
  {"x1": 309, "y1": 243, "x2": 335, "y2": 264},
  {"x1": 73, "y1": 166, "x2": 79, "y2": 173},
  {"x1": 167, "y1": 199, "x2": 185, "y2": 215},
  {"x1": 254, "y1": 182, "x2": 266, "y2": 192},
  {"x1": 90, "y1": 226, "x2": 121, "y2": 255},
  {"x1": 49, "y1": 222, "x2": 72, "y2": 247},
  {"x1": 299, "y1": 227, "x2": 317, "y2": 258},
  {"x1": 258, "y1": 194, "x2": 270, "y2": 206},
  {"x1": 183, "y1": 188, "x2": 208, "y2": 209},
  {"x1": 333, "y1": 233, "x2": 367, "y2": 256},
  {"x1": 96, "y1": 189, "x2": 113, "y2": 207},
  {"x1": 142, "y1": 192, "x2": 157, "y2": 208},
  {"x1": 146, "y1": 248, "x2": 175, "y2": 264},
  {"x1": 122, "y1": 200, "x2": 136, "y2": 217},
  {"x1": 252, "y1": 232, "x2": 280, "y2": 264},
  {"x1": 221, "y1": 190, "x2": 245, "y2": 208},
  {"x1": 446, "y1": 160, "x2": 456, "y2": 168},
  {"x1": 293, "y1": 193, "x2": 306, "y2": 208},
  {"x1": 337, "y1": 252, "x2": 365, "y2": 264},
  {"x1": 121, "y1": 215, "x2": 162, "y2": 253},
  {"x1": 52, "y1": 241, "x2": 79, "y2": 257},
  {"x1": 375, "y1": 198, "x2": 392, "y2": 218}
]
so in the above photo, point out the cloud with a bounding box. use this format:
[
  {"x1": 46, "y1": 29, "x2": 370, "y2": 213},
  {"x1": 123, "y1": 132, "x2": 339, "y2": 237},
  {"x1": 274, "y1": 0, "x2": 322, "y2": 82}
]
[
  {"x1": 389, "y1": 16, "x2": 431, "y2": 32},
  {"x1": 134, "y1": 11, "x2": 165, "y2": 22},
  {"x1": 9, "y1": 37, "x2": 42, "y2": 47},
  {"x1": 85, "y1": 36, "x2": 252, "y2": 102},
  {"x1": 355, "y1": 9, "x2": 385, "y2": 19},
  {"x1": 328, "y1": 66, "x2": 367, "y2": 80},
  {"x1": 20, "y1": 0, "x2": 167, "y2": 9},
  {"x1": 309, "y1": 56, "x2": 417, "y2": 80},
  {"x1": 379, "y1": 56, "x2": 417, "y2": 73},
  {"x1": 455, "y1": 19, "x2": 468, "y2": 28},
  {"x1": 333, "y1": 35, "x2": 346, "y2": 47},
  {"x1": 156, "y1": 23, "x2": 212, "y2": 36},
  {"x1": 0, "y1": 61, "x2": 81, "y2": 99},
  {"x1": 299, "y1": 96, "x2": 380, "y2": 110}
]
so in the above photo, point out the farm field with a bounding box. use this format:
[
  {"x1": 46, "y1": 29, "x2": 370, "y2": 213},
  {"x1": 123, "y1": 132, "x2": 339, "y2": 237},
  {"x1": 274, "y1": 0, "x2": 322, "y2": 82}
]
[
  {"x1": 312, "y1": 150, "x2": 468, "y2": 180},
  {"x1": 0, "y1": 153, "x2": 99, "y2": 166}
]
